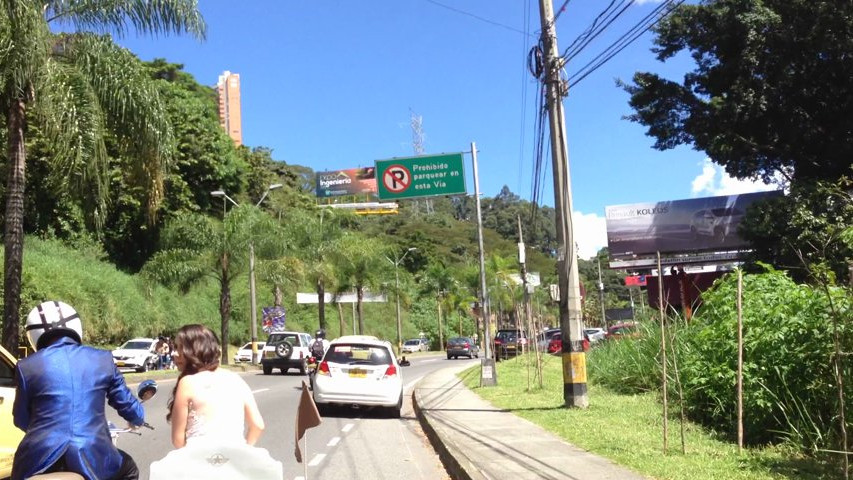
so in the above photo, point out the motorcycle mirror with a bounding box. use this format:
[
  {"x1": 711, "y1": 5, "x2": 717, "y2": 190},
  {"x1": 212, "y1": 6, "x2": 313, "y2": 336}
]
[{"x1": 138, "y1": 379, "x2": 158, "y2": 402}]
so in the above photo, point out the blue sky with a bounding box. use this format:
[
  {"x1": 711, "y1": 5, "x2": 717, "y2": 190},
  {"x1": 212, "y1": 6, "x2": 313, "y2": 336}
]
[{"x1": 115, "y1": 0, "x2": 775, "y2": 259}]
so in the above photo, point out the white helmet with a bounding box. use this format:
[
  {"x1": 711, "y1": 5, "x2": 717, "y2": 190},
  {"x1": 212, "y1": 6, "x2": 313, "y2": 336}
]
[{"x1": 26, "y1": 301, "x2": 83, "y2": 351}]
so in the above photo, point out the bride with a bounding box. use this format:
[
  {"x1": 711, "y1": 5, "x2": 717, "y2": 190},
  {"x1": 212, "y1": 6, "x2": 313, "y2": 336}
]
[
  {"x1": 150, "y1": 324, "x2": 281, "y2": 480},
  {"x1": 167, "y1": 324, "x2": 264, "y2": 447}
]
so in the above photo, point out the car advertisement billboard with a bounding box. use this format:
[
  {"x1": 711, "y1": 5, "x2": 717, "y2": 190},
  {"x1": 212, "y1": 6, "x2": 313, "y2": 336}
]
[
  {"x1": 605, "y1": 190, "x2": 782, "y2": 258},
  {"x1": 315, "y1": 167, "x2": 377, "y2": 197}
]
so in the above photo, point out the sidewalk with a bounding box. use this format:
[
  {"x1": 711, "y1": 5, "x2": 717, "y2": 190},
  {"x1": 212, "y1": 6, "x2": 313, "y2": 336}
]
[{"x1": 413, "y1": 363, "x2": 647, "y2": 480}]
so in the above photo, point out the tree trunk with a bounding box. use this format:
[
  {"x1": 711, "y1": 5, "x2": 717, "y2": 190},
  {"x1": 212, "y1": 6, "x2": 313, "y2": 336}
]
[
  {"x1": 317, "y1": 280, "x2": 326, "y2": 330},
  {"x1": 273, "y1": 284, "x2": 282, "y2": 307},
  {"x1": 219, "y1": 254, "x2": 231, "y2": 365},
  {"x1": 356, "y1": 285, "x2": 365, "y2": 335},
  {"x1": 336, "y1": 301, "x2": 345, "y2": 337},
  {"x1": 3, "y1": 98, "x2": 27, "y2": 356}
]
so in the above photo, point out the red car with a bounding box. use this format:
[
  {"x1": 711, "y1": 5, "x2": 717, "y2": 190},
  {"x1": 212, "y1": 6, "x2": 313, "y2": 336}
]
[
  {"x1": 605, "y1": 322, "x2": 640, "y2": 340},
  {"x1": 547, "y1": 331, "x2": 590, "y2": 354}
]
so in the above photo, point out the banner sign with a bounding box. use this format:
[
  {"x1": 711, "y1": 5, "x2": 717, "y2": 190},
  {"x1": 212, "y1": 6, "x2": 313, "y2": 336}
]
[
  {"x1": 262, "y1": 306, "x2": 286, "y2": 333},
  {"x1": 624, "y1": 275, "x2": 647, "y2": 287},
  {"x1": 296, "y1": 292, "x2": 387, "y2": 304},
  {"x1": 605, "y1": 190, "x2": 782, "y2": 258},
  {"x1": 315, "y1": 167, "x2": 377, "y2": 198}
]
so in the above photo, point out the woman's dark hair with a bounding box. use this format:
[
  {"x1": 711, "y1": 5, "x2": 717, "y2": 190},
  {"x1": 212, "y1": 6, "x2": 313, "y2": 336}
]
[{"x1": 166, "y1": 324, "x2": 221, "y2": 422}]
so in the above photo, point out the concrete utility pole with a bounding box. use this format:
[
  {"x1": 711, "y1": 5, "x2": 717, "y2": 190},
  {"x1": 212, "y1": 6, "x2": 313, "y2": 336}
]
[
  {"x1": 598, "y1": 260, "x2": 606, "y2": 329},
  {"x1": 472, "y1": 142, "x2": 496, "y2": 386},
  {"x1": 537, "y1": 0, "x2": 588, "y2": 407}
]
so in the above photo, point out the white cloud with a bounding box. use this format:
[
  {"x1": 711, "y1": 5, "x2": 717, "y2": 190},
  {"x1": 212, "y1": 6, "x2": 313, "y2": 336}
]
[
  {"x1": 572, "y1": 210, "x2": 608, "y2": 260},
  {"x1": 690, "y1": 158, "x2": 778, "y2": 197}
]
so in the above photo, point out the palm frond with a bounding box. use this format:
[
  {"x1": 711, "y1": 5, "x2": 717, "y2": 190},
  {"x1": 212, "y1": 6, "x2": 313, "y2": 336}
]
[
  {"x1": 45, "y1": 0, "x2": 206, "y2": 39},
  {"x1": 139, "y1": 247, "x2": 208, "y2": 291},
  {"x1": 1, "y1": 1, "x2": 52, "y2": 99}
]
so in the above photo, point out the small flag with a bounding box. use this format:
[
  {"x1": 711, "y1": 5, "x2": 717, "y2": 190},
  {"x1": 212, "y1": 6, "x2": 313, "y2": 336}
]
[{"x1": 294, "y1": 381, "x2": 322, "y2": 463}]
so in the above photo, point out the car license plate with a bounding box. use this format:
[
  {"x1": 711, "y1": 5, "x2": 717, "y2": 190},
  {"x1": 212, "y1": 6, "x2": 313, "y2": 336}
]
[
  {"x1": 348, "y1": 368, "x2": 367, "y2": 378},
  {"x1": 116, "y1": 362, "x2": 125, "y2": 367}
]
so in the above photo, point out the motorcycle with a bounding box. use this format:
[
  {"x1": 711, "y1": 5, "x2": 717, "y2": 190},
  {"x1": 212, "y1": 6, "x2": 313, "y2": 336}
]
[
  {"x1": 306, "y1": 355, "x2": 318, "y2": 389},
  {"x1": 27, "y1": 380, "x2": 158, "y2": 480}
]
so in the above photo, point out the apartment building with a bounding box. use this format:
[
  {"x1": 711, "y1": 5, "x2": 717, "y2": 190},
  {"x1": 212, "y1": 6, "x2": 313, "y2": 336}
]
[{"x1": 216, "y1": 71, "x2": 242, "y2": 145}]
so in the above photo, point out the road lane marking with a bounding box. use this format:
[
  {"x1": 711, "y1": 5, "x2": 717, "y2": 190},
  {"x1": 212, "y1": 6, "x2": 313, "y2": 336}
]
[
  {"x1": 327, "y1": 436, "x2": 341, "y2": 447},
  {"x1": 420, "y1": 359, "x2": 438, "y2": 363},
  {"x1": 404, "y1": 376, "x2": 423, "y2": 392},
  {"x1": 308, "y1": 453, "x2": 326, "y2": 466},
  {"x1": 251, "y1": 388, "x2": 269, "y2": 394},
  {"x1": 342, "y1": 423, "x2": 354, "y2": 433}
]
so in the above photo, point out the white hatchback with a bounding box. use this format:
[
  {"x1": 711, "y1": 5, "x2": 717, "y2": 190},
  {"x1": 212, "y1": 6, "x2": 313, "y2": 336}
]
[
  {"x1": 233, "y1": 341, "x2": 266, "y2": 363},
  {"x1": 312, "y1": 337, "x2": 404, "y2": 417}
]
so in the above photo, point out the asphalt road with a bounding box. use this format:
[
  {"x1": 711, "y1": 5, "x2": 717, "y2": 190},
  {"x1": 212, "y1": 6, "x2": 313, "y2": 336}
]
[{"x1": 110, "y1": 353, "x2": 473, "y2": 479}]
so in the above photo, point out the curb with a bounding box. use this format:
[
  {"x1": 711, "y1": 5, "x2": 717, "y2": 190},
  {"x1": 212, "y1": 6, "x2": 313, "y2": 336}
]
[{"x1": 412, "y1": 368, "x2": 487, "y2": 480}]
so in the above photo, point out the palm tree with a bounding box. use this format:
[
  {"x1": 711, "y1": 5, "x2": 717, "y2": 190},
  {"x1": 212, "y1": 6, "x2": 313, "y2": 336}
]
[
  {"x1": 334, "y1": 232, "x2": 389, "y2": 335},
  {"x1": 0, "y1": 1, "x2": 205, "y2": 354},
  {"x1": 142, "y1": 206, "x2": 282, "y2": 364}
]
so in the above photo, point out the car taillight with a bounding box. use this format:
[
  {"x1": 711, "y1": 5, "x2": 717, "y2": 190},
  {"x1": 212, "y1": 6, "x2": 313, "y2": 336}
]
[
  {"x1": 463, "y1": 342, "x2": 469, "y2": 348},
  {"x1": 383, "y1": 364, "x2": 398, "y2": 379},
  {"x1": 318, "y1": 361, "x2": 330, "y2": 376},
  {"x1": 494, "y1": 339, "x2": 502, "y2": 345}
]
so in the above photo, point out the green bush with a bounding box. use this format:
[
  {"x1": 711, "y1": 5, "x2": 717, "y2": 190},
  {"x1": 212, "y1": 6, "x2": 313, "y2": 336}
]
[{"x1": 679, "y1": 267, "x2": 852, "y2": 450}]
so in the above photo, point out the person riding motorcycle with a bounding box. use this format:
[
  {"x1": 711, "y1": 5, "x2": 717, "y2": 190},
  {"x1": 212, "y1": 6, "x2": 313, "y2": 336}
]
[
  {"x1": 310, "y1": 329, "x2": 330, "y2": 360},
  {"x1": 12, "y1": 301, "x2": 146, "y2": 480}
]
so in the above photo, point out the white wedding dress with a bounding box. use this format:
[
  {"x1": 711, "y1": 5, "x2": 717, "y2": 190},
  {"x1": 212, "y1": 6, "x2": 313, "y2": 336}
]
[{"x1": 149, "y1": 371, "x2": 282, "y2": 480}]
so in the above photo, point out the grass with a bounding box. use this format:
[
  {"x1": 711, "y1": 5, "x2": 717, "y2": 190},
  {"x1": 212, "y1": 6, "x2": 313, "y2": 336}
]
[{"x1": 459, "y1": 353, "x2": 837, "y2": 480}]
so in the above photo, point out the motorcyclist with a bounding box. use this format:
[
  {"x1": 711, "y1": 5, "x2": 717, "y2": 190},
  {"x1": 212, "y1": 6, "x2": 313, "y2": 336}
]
[
  {"x1": 310, "y1": 329, "x2": 330, "y2": 359},
  {"x1": 12, "y1": 301, "x2": 146, "y2": 480}
]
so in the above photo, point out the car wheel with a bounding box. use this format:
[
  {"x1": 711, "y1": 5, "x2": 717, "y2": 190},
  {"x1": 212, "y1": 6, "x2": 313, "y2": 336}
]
[
  {"x1": 275, "y1": 341, "x2": 293, "y2": 358},
  {"x1": 387, "y1": 395, "x2": 402, "y2": 418},
  {"x1": 316, "y1": 403, "x2": 330, "y2": 416},
  {"x1": 446, "y1": 353, "x2": 451, "y2": 360},
  {"x1": 262, "y1": 365, "x2": 272, "y2": 375},
  {"x1": 299, "y1": 358, "x2": 308, "y2": 375}
]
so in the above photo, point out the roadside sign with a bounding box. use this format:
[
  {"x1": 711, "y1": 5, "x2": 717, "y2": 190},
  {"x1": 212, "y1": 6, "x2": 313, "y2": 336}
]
[{"x1": 375, "y1": 153, "x2": 466, "y2": 200}]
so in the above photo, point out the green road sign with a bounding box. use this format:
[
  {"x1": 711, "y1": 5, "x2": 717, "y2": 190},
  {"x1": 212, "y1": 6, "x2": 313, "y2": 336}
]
[{"x1": 375, "y1": 153, "x2": 467, "y2": 200}]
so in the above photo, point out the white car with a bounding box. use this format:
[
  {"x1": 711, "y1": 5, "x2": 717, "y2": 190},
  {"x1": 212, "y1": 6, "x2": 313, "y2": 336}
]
[
  {"x1": 313, "y1": 336, "x2": 404, "y2": 417},
  {"x1": 233, "y1": 341, "x2": 266, "y2": 363},
  {"x1": 112, "y1": 338, "x2": 159, "y2": 372},
  {"x1": 584, "y1": 328, "x2": 606, "y2": 343},
  {"x1": 261, "y1": 331, "x2": 312, "y2": 375},
  {"x1": 401, "y1": 338, "x2": 424, "y2": 354}
]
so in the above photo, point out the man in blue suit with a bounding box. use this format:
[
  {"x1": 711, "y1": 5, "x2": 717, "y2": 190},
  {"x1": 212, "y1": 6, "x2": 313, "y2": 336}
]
[{"x1": 12, "y1": 301, "x2": 146, "y2": 480}]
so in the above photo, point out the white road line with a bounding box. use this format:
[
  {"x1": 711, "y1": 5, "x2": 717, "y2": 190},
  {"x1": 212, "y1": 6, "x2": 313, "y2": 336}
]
[
  {"x1": 251, "y1": 388, "x2": 269, "y2": 394},
  {"x1": 308, "y1": 453, "x2": 326, "y2": 466},
  {"x1": 420, "y1": 359, "x2": 438, "y2": 363},
  {"x1": 404, "y1": 376, "x2": 423, "y2": 392},
  {"x1": 341, "y1": 423, "x2": 354, "y2": 433},
  {"x1": 327, "y1": 436, "x2": 341, "y2": 447}
]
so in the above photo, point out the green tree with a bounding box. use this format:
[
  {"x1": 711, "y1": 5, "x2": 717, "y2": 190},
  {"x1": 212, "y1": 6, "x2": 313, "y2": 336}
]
[
  {"x1": 0, "y1": 1, "x2": 205, "y2": 354},
  {"x1": 142, "y1": 206, "x2": 282, "y2": 364},
  {"x1": 334, "y1": 232, "x2": 389, "y2": 335},
  {"x1": 622, "y1": 0, "x2": 852, "y2": 184}
]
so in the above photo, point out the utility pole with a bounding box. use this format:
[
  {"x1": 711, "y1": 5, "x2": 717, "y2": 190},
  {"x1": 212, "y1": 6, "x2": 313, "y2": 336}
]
[
  {"x1": 473, "y1": 142, "x2": 496, "y2": 386},
  {"x1": 538, "y1": 0, "x2": 588, "y2": 407},
  {"x1": 598, "y1": 260, "x2": 606, "y2": 329}
]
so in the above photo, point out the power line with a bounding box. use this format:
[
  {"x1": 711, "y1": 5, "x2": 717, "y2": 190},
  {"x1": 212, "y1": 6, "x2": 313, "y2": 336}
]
[
  {"x1": 563, "y1": 0, "x2": 636, "y2": 63},
  {"x1": 423, "y1": 0, "x2": 534, "y2": 37}
]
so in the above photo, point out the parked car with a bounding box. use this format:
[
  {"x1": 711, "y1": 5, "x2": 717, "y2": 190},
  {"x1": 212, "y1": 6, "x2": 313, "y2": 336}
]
[
  {"x1": 536, "y1": 328, "x2": 561, "y2": 351},
  {"x1": 261, "y1": 331, "x2": 312, "y2": 375},
  {"x1": 606, "y1": 322, "x2": 641, "y2": 340},
  {"x1": 418, "y1": 337, "x2": 430, "y2": 351},
  {"x1": 312, "y1": 336, "x2": 405, "y2": 417},
  {"x1": 233, "y1": 341, "x2": 266, "y2": 363},
  {"x1": 445, "y1": 337, "x2": 480, "y2": 359},
  {"x1": 493, "y1": 329, "x2": 528, "y2": 361},
  {"x1": 111, "y1": 338, "x2": 159, "y2": 372},
  {"x1": 0, "y1": 344, "x2": 23, "y2": 479},
  {"x1": 690, "y1": 207, "x2": 744, "y2": 243},
  {"x1": 547, "y1": 331, "x2": 590, "y2": 354},
  {"x1": 584, "y1": 328, "x2": 606, "y2": 343},
  {"x1": 402, "y1": 338, "x2": 425, "y2": 354}
]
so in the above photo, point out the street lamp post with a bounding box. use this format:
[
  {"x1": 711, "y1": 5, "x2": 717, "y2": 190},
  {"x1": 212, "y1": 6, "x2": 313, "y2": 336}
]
[
  {"x1": 387, "y1": 247, "x2": 417, "y2": 354},
  {"x1": 211, "y1": 183, "x2": 282, "y2": 364}
]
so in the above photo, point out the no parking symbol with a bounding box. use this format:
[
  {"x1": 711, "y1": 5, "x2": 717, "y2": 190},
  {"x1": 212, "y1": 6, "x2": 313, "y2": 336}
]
[{"x1": 383, "y1": 164, "x2": 411, "y2": 193}]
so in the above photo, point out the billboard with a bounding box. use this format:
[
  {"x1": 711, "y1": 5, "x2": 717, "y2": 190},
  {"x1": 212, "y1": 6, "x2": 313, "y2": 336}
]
[
  {"x1": 262, "y1": 306, "x2": 286, "y2": 333},
  {"x1": 605, "y1": 190, "x2": 782, "y2": 258},
  {"x1": 315, "y1": 167, "x2": 377, "y2": 197}
]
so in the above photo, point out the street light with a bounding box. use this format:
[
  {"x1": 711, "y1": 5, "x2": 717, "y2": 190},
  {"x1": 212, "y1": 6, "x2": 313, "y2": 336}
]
[
  {"x1": 386, "y1": 247, "x2": 417, "y2": 354},
  {"x1": 211, "y1": 183, "x2": 282, "y2": 364}
]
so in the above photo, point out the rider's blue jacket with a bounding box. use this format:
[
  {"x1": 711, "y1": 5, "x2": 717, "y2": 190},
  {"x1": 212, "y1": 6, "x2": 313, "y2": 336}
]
[{"x1": 12, "y1": 336, "x2": 145, "y2": 480}]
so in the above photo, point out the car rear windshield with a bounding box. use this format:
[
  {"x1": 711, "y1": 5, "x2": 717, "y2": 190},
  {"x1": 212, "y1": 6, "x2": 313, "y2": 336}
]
[
  {"x1": 121, "y1": 341, "x2": 152, "y2": 350},
  {"x1": 268, "y1": 333, "x2": 299, "y2": 345},
  {"x1": 325, "y1": 344, "x2": 391, "y2": 366}
]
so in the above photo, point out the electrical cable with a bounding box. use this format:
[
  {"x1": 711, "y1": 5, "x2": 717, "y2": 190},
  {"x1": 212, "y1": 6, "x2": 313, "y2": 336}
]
[
  {"x1": 559, "y1": 0, "x2": 621, "y2": 60},
  {"x1": 563, "y1": 0, "x2": 636, "y2": 63},
  {"x1": 518, "y1": 0, "x2": 533, "y2": 194},
  {"x1": 568, "y1": 0, "x2": 683, "y2": 88},
  {"x1": 423, "y1": 0, "x2": 533, "y2": 37}
]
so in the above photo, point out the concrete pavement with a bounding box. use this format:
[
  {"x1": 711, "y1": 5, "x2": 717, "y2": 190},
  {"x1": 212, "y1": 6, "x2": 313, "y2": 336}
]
[{"x1": 413, "y1": 362, "x2": 647, "y2": 480}]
